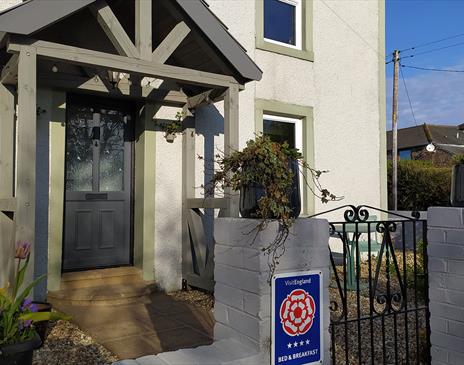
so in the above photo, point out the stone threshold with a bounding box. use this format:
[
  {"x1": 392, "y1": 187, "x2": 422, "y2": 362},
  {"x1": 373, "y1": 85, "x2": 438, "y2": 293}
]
[{"x1": 112, "y1": 339, "x2": 263, "y2": 365}]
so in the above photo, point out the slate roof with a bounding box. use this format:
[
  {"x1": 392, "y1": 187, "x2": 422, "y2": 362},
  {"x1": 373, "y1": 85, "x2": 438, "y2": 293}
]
[
  {"x1": 387, "y1": 123, "x2": 464, "y2": 152},
  {"x1": 0, "y1": 0, "x2": 262, "y2": 82}
]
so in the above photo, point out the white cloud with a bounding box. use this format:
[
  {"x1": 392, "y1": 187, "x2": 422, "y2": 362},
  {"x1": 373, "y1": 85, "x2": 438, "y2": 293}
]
[{"x1": 386, "y1": 63, "x2": 464, "y2": 127}]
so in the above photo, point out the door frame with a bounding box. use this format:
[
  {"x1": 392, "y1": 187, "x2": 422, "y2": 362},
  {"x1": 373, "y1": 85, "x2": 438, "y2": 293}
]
[
  {"x1": 47, "y1": 91, "x2": 157, "y2": 291},
  {"x1": 62, "y1": 93, "x2": 135, "y2": 271}
]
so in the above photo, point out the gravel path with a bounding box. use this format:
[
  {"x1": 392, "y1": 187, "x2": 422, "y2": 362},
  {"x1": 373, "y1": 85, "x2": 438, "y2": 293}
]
[
  {"x1": 33, "y1": 320, "x2": 118, "y2": 365},
  {"x1": 330, "y1": 249, "x2": 429, "y2": 364}
]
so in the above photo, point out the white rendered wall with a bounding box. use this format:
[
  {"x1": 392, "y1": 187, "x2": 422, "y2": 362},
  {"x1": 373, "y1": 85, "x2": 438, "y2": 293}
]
[
  {"x1": 0, "y1": 0, "x2": 20, "y2": 11},
  {"x1": 0, "y1": 0, "x2": 384, "y2": 291},
  {"x1": 313, "y1": 0, "x2": 383, "y2": 214},
  {"x1": 198, "y1": 0, "x2": 383, "y2": 217}
]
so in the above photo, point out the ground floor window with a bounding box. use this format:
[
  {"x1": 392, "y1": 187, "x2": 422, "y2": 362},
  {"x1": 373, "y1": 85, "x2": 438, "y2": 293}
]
[{"x1": 263, "y1": 113, "x2": 302, "y2": 151}]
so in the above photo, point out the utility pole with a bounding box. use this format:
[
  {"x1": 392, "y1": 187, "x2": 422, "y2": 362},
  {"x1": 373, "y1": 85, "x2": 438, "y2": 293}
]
[{"x1": 392, "y1": 49, "x2": 400, "y2": 211}]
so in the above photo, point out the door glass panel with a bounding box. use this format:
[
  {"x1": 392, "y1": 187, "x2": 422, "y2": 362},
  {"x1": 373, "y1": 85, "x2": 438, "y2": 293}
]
[
  {"x1": 66, "y1": 105, "x2": 94, "y2": 191},
  {"x1": 264, "y1": 119, "x2": 296, "y2": 148},
  {"x1": 99, "y1": 109, "x2": 125, "y2": 192}
]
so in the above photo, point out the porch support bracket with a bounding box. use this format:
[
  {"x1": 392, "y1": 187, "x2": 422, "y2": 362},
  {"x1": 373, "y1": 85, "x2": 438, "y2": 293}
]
[
  {"x1": 152, "y1": 21, "x2": 191, "y2": 63},
  {"x1": 89, "y1": 0, "x2": 140, "y2": 59},
  {"x1": 1, "y1": 54, "x2": 18, "y2": 84}
]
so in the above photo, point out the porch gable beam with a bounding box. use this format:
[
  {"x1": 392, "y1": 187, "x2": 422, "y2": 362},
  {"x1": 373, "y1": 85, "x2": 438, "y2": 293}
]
[
  {"x1": 7, "y1": 37, "x2": 239, "y2": 88},
  {"x1": 135, "y1": 0, "x2": 152, "y2": 61},
  {"x1": 90, "y1": 0, "x2": 140, "y2": 59},
  {"x1": 152, "y1": 21, "x2": 191, "y2": 63}
]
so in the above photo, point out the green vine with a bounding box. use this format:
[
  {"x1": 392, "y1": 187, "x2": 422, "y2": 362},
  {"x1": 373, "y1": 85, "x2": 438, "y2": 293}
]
[
  {"x1": 202, "y1": 135, "x2": 340, "y2": 280},
  {"x1": 159, "y1": 111, "x2": 184, "y2": 138}
]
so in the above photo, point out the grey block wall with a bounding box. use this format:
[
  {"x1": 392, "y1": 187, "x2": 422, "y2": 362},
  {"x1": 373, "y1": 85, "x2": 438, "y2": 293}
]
[
  {"x1": 213, "y1": 217, "x2": 330, "y2": 363},
  {"x1": 428, "y1": 207, "x2": 464, "y2": 365}
]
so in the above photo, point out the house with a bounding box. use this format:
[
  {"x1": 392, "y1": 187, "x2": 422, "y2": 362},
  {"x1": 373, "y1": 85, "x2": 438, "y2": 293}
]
[
  {"x1": 387, "y1": 123, "x2": 464, "y2": 165},
  {"x1": 0, "y1": 0, "x2": 386, "y2": 300}
]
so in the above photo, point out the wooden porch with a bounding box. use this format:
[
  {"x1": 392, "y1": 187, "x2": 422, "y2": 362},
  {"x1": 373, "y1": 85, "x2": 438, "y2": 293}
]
[{"x1": 0, "y1": 0, "x2": 261, "y2": 293}]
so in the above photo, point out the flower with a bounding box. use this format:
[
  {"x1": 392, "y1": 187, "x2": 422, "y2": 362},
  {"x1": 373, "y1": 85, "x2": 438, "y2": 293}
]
[
  {"x1": 20, "y1": 299, "x2": 37, "y2": 313},
  {"x1": 18, "y1": 320, "x2": 32, "y2": 330},
  {"x1": 15, "y1": 241, "x2": 31, "y2": 260}
]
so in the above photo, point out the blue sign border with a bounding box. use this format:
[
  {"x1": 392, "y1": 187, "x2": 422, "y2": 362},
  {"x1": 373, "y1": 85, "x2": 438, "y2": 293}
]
[{"x1": 271, "y1": 270, "x2": 323, "y2": 365}]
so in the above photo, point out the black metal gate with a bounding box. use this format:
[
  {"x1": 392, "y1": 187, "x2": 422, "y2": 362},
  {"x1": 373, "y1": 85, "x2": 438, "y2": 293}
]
[{"x1": 313, "y1": 205, "x2": 431, "y2": 364}]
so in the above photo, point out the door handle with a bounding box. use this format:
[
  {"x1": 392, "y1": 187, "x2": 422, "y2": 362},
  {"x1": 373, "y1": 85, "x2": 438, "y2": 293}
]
[{"x1": 85, "y1": 193, "x2": 108, "y2": 201}]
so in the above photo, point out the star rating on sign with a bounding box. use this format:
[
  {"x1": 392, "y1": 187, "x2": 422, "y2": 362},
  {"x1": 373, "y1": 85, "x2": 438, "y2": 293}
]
[{"x1": 287, "y1": 339, "x2": 310, "y2": 349}]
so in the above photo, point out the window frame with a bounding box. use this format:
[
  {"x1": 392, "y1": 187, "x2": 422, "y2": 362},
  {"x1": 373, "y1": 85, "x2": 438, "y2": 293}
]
[
  {"x1": 263, "y1": 113, "x2": 303, "y2": 151},
  {"x1": 263, "y1": 0, "x2": 303, "y2": 50},
  {"x1": 256, "y1": 0, "x2": 313, "y2": 61},
  {"x1": 256, "y1": 99, "x2": 314, "y2": 215}
]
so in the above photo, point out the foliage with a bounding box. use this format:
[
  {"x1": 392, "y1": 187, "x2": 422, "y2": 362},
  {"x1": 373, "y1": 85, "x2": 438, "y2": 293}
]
[
  {"x1": 0, "y1": 242, "x2": 71, "y2": 346},
  {"x1": 389, "y1": 240, "x2": 426, "y2": 300},
  {"x1": 203, "y1": 135, "x2": 340, "y2": 279},
  {"x1": 452, "y1": 154, "x2": 464, "y2": 165},
  {"x1": 159, "y1": 111, "x2": 184, "y2": 137},
  {"x1": 388, "y1": 160, "x2": 451, "y2": 211}
]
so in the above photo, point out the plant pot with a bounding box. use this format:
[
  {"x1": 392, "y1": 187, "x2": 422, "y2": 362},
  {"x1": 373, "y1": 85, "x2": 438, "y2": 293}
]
[
  {"x1": 239, "y1": 159, "x2": 301, "y2": 219},
  {"x1": 165, "y1": 133, "x2": 177, "y2": 143},
  {"x1": 451, "y1": 164, "x2": 464, "y2": 207},
  {"x1": 31, "y1": 301, "x2": 52, "y2": 346},
  {"x1": 0, "y1": 332, "x2": 41, "y2": 365}
]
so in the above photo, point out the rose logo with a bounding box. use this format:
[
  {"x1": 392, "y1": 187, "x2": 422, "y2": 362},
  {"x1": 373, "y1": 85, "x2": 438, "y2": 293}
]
[{"x1": 280, "y1": 289, "x2": 315, "y2": 336}]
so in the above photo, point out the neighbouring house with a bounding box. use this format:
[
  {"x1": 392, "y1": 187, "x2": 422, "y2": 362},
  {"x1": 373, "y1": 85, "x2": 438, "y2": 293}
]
[
  {"x1": 0, "y1": 0, "x2": 386, "y2": 301},
  {"x1": 387, "y1": 123, "x2": 464, "y2": 165}
]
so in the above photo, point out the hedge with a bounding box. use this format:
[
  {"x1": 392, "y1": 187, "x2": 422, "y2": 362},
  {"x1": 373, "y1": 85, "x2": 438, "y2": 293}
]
[{"x1": 387, "y1": 160, "x2": 452, "y2": 211}]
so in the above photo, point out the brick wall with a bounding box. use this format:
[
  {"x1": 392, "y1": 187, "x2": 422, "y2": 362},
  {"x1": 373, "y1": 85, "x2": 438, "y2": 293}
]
[
  {"x1": 428, "y1": 207, "x2": 464, "y2": 364},
  {"x1": 213, "y1": 218, "x2": 330, "y2": 363}
]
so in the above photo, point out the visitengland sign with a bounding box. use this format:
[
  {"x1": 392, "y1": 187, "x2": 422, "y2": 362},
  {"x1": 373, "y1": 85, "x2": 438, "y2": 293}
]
[{"x1": 271, "y1": 271, "x2": 323, "y2": 365}]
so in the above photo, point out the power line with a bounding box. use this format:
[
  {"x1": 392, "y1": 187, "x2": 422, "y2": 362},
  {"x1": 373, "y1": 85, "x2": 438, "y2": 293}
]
[
  {"x1": 399, "y1": 64, "x2": 418, "y2": 126},
  {"x1": 400, "y1": 40, "x2": 464, "y2": 60},
  {"x1": 397, "y1": 32, "x2": 464, "y2": 54},
  {"x1": 320, "y1": 0, "x2": 385, "y2": 62},
  {"x1": 401, "y1": 64, "x2": 464, "y2": 73}
]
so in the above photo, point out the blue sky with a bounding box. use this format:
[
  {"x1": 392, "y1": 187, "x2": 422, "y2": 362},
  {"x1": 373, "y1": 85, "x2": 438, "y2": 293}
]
[{"x1": 386, "y1": 0, "x2": 464, "y2": 128}]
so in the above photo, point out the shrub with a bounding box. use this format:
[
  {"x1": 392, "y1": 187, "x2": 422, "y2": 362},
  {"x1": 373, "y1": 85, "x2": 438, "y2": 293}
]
[{"x1": 387, "y1": 160, "x2": 451, "y2": 211}]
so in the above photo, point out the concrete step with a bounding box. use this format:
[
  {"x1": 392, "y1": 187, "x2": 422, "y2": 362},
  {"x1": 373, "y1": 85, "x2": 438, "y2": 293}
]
[
  {"x1": 112, "y1": 339, "x2": 260, "y2": 365},
  {"x1": 48, "y1": 281, "x2": 157, "y2": 306},
  {"x1": 60, "y1": 267, "x2": 143, "y2": 290}
]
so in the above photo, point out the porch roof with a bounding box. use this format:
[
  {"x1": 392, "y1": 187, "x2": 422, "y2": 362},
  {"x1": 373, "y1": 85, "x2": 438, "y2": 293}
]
[{"x1": 0, "y1": 0, "x2": 262, "y2": 83}]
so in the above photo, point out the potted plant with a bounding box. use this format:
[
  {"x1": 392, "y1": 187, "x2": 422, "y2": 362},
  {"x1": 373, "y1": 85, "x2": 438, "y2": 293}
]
[
  {"x1": 160, "y1": 111, "x2": 184, "y2": 143},
  {"x1": 0, "y1": 242, "x2": 70, "y2": 365},
  {"x1": 203, "y1": 135, "x2": 340, "y2": 278},
  {"x1": 451, "y1": 154, "x2": 464, "y2": 207}
]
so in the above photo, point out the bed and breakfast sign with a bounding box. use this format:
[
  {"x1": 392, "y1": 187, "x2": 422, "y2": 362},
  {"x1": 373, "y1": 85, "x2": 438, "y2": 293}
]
[{"x1": 272, "y1": 271, "x2": 323, "y2": 365}]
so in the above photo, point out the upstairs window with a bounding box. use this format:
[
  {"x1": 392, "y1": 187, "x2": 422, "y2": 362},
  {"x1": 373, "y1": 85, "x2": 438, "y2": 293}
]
[{"x1": 264, "y1": 0, "x2": 302, "y2": 49}]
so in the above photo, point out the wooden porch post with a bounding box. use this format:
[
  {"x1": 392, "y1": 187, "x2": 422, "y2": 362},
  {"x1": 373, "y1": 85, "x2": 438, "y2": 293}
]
[
  {"x1": 0, "y1": 83, "x2": 15, "y2": 197},
  {"x1": 16, "y1": 46, "x2": 37, "y2": 283},
  {"x1": 182, "y1": 118, "x2": 195, "y2": 280},
  {"x1": 224, "y1": 83, "x2": 239, "y2": 217},
  {"x1": 0, "y1": 82, "x2": 16, "y2": 287}
]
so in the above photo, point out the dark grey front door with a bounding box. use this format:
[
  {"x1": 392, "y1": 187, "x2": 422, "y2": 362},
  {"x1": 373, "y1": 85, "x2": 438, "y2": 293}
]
[{"x1": 63, "y1": 95, "x2": 133, "y2": 271}]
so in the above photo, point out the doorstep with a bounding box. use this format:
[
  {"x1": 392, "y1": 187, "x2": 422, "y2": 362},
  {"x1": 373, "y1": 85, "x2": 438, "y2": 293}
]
[{"x1": 113, "y1": 339, "x2": 262, "y2": 365}]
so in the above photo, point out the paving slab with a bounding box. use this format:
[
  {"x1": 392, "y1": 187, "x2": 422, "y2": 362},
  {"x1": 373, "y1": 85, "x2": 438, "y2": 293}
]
[{"x1": 53, "y1": 292, "x2": 214, "y2": 360}]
